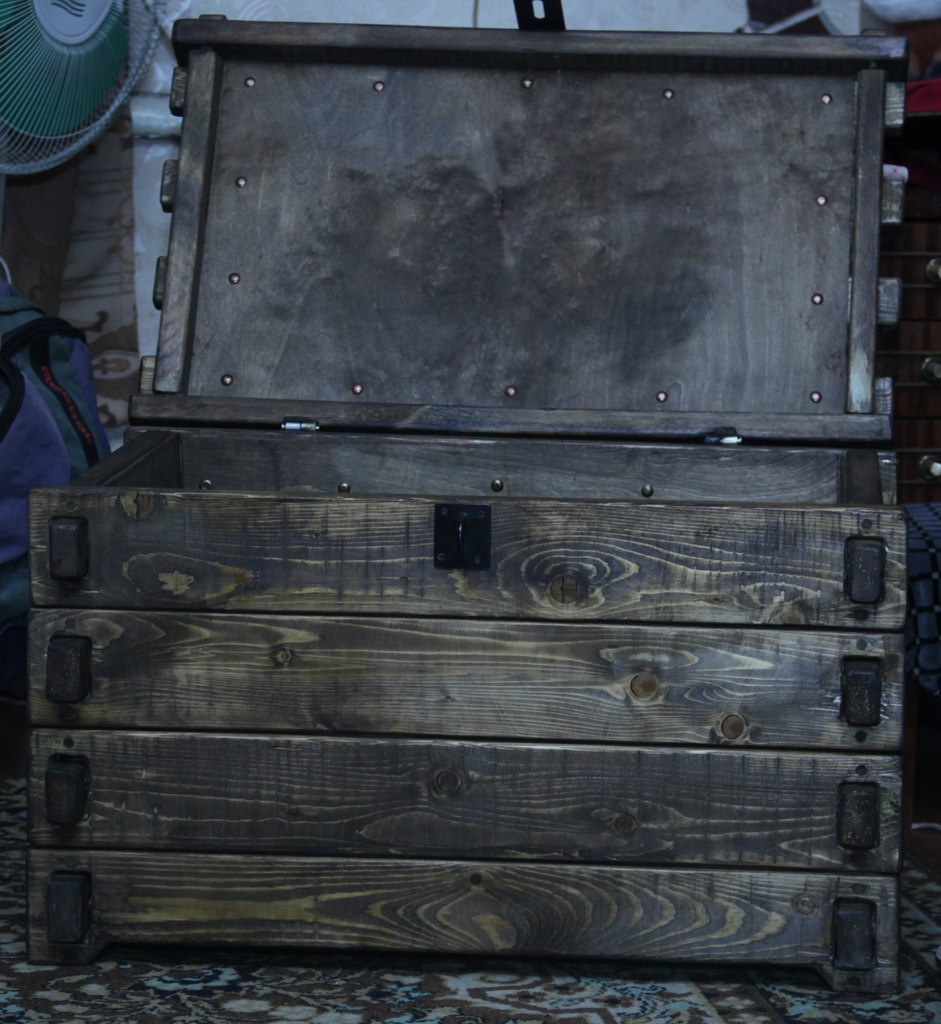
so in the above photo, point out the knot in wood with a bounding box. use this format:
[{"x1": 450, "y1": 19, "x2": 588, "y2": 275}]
[
  {"x1": 719, "y1": 712, "x2": 748, "y2": 741},
  {"x1": 272, "y1": 647, "x2": 293, "y2": 666},
  {"x1": 613, "y1": 813, "x2": 636, "y2": 835},
  {"x1": 628, "y1": 672, "x2": 659, "y2": 700},
  {"x1": 433, "y1": 768, "x2": 462, "y2": 795},
  {"x1": 547, "y1": 572, "x2": 589, "y2": 607},
  {"x1": 792, "y1": 894, "x2": 818, "y2": 916}
]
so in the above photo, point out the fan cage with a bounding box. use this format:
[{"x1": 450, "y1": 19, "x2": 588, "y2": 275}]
[{"x1": 0, "y1": 0, "x2": 162, "y2": 175}]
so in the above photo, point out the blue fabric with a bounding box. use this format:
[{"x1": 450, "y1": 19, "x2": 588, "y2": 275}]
[
  {"x1": 905, "y1": 503, "x2": 941, "y2": 696},
  {"x1": 0, "y1": 288, "x2": 109, "y2": 698}
]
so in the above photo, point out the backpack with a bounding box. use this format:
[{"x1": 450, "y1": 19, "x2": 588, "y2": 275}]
[{"x1": 0, "y1": 282, "x2": 110, "y2": 699}]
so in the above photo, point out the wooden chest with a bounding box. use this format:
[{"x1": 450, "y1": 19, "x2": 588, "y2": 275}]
[{"x1": 27, "y1": 17, "x2": 909, "y2": 993}]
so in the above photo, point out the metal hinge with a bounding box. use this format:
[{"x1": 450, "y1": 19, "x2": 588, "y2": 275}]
[{"x1": 281, "y1": 420, "x2": 320, "y2": 432}]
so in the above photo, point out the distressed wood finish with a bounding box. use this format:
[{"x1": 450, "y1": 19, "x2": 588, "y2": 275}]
[
  {"x1": 114, "y1": 427, "x2": 877, "y2": 504},
  {"x1": 29, "y1": 731, "x2": 901, "y2": 870},
  {"x1": 27, "y1": 850, "x2": 900, "y2": 992},
  {"x1": 130, "y1": 396, "x2": 894, "y2": 443},
  {"x1": 28, "y1": 611, "x2": 904, "y2": 750},
  {"x1": 29, "y1": 492, "x2": 906, "y2": 627}
]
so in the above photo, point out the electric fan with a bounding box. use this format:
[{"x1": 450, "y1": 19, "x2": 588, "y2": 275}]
[{"x1": 0, "y1": 0, "x2": 161, "y2": 175}]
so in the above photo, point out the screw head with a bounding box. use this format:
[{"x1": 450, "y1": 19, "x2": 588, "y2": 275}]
[
  {"x1": 656, "y1": 391, "x2": 668, "y2": 403},
  {"x1": 521, "y1": 77, "x2": 534, "y2": 89},
  {"x1": 351, "y1": 383, "x2": 364, "y2": 395},
  {"x1": 245, "y1": 76, "x2": 256, "y2": 88},
  {"x1": 337, "y1": 482, "x2": 351, "y2": 494},
  {"x1": 373, "y1": 81, "x2": 385, "y2": 92},
  {"x1": 228, "y1": 272, "x2": 241, "y2": 285},
  {"x1": 810, "y1": 391, "x2": 822, "y2": 404},
  {"x1": 221, "y1": 374, "x2": 234, "y2": 386},
  {"x1": 491, "y1": 479, "x2": 504, "y2": 492},
  {"x1": 663, "y1": 88, "x2": 675, "y2": 99},
  {"x1": 811, "y1": 292, "x2": 824, "y2": 305},
  {"x1": 629, "y1": 672, "x2": 659, "y2": 700},
  {"x1": 235, "y1": 176, "x2": 247, "y2": 188},
  {"x1": 198, "y1": 479, "x2": 213, "y2": 490},
  {"x1": 821, "y1": 93, "x2": 832, "y2": 104},
  {"x1": 816, "y1": 194, "x2": 827, "y2": 206},
  {"x1": 504, "y1": 385, "x2": 517, "y2": 398},
  {"x1": 640, "y1": 484, "x2": 654, "y2": 498}
]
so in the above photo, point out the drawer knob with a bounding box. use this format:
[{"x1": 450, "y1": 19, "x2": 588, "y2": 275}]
[
  {"x1": 46, "y1": 873, "x2": 91, "y2": 944},
  {"x1": 919, "y1": 455, "x2": 941, "y2": 481},
  {"x1": 926, "y1": 258, "x2": 941, "y2": 285}
]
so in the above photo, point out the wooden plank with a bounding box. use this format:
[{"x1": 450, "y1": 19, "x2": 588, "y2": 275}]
[
  {"x1": 28, "y1": 731, "x2": 902, "y2": 870},
  {"x1": 28, "y1": 492, "x2": 907, "y2": 628},
  {"x1": 70, "y1": 432, "x2": 181, "y2": 488},
  {"x1": 27, "y1": 849, "x2": 901, "y2": 992},
  {"x1": 153, "y1": 49, "x2": 223, "y2": 395},
  {"x1": 163, "y1": 428, "x2": 852, "y2": 503},
  {"x1": 847, "y1": 70, "x2": 886, "y2": 415},
  {"x1": 130, "y1": 396, "x2": 894, "y2": 443},
  {"x1": 27, "y1": 611, "x2": 904, "y2": 750},
  {"x1": 874, "y1": 320, "x2": 941, "y2": 353},
  {"x1": 179, "y1": 59, "x2": 856, "y2": 419},
  {"x1": 171, "y1": 19, "x2": 907, "y2": 79}
]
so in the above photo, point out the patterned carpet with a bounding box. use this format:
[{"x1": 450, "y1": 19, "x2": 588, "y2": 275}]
[{"x1": 2, "y1": 777, "x2": 940, "y2": 1024}]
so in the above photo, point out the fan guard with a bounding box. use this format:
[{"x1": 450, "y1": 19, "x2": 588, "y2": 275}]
[{"x1": 0, "y1": 0, "x2": 161, "y2": 174}]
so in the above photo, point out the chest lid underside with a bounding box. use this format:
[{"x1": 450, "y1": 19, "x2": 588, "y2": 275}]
[{"x1": 148, "y1": 20, "x2": 907, "y2": 441}]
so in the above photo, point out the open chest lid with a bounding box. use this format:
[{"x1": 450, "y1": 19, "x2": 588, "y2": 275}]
[{"x1": 142, "y1": 17, "x2": 907, "y2": 443}]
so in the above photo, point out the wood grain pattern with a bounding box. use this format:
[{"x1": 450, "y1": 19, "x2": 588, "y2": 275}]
[
  {"x1": 28, "y1": 611, "x2": 904, "y2": 750},
  {"x1": 130, "y1": 395, "x2": 894, "y2": 443},
  {"x1": 73, "y1": 431, "x2": 181, "y2": 488},
  {"x1": 27, "y1": 731, "x2": 902, "y2": 870},
  {"x1": 157, "y1": 428, "x2": 861, "y2": 503},
  {"x1": 28, "y1": 492, "x2": 907, "y2": 628},
  {"x1": 27, "y1": 849, "x2": 901, "y2": 992}
]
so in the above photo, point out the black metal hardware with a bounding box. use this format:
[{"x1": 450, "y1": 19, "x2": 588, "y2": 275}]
[
  {"x1": 514, "y1": 0, "x2": 565, "y2": 32},
  {"x1": 45, "y1": 758, "x2": 89, "y2": 825},
  {"x1": 844, "y1": 537, "x2": 885, "y2": 604},
  {"x1": 47, "y1": 873, "x2": 92, "y2": 944},
  {"x1": 46, "y1": 636, "x2": 92, "y2": 703},
  {"x1": 48, "y1": 517, "x2": 89, "y2": 581},
  {"x1": 434, "y1": 504, "x2": 491, "y2": 571},
  {"x1": 837, "y1": 782, "x2": 879, "y2": 850},
  {"x1": 833, "y1": 900, "x2": 876, "y2": 971},
  {"x1": 841, "y1": 658, "x2": 882, "y2": 728}
]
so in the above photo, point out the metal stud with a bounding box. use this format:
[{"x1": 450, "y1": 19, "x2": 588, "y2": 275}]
[
  {"x1": 522, "y1": 77, "x2": 534, "y2": 89},
  {"x1": 811, "y1": 293, "x2": 824, "y2": 305},
  {"x1": 810, "y1": 391, "x2": 822, "y2": 403},
  {"x1": 221, "y1": 374, "x2": 234, "y2": 386},
  {"x1": 245, "y1": 76, "x2": 256, "y2": 88},
  {"x1": 373, "y1": 81, "x2": 385, "y2": 92},
  {"x1": 491, "y1": 479, "x2": 504, "y2": 492},
  {"x1": 198, "y1": 479, "x2": 213, "y2": 490},
  {"x1": 505, "y1": 385, "x2": 517, "y2": 398},
  {"x1": 663, "y1": 88, "x2": 675, "y2": 99},
  {"x1": 228, "y1": 272, "x2": 241, "y2": 285},
  {"x1": 656, "y1": 391, "x2": 668, "y2": 403},
  {"x1": 337, "y1": 482, "x2": 351, "y2": 493},
  {"x1": 235, "y1": 176, "x2": 247, "y2": 188},
  {"x1": 821, "y1": 93, "x2": 832, "y2": 104},
  {"x1": 641, "y1": 484, "x2": 654, "y2": 497},
  {"x1": 351, "y1": 383, "x2": 364, "y2": 395},
  {"x1": 816, "y1": 195, "x2": 827, "y2": 206}
]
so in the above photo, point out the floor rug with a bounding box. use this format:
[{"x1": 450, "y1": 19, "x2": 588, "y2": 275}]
[{"x1": 2, "y1": 778, "x2": 940, "y2": 1023}]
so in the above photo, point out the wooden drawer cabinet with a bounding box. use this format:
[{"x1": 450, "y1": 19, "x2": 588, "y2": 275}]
[{"x1": 28, "y1": 17, "x2": 908, "y2": 992}]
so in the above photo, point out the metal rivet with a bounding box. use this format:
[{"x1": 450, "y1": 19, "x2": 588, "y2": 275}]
[
  {"x1": 811, "y1": 293, "x2": 824, "y2": 305},
  {"x1": 337, "y1": 482, "x2": 351, "y2": 494},
  {"x1": 663, "y1": 88, "x2": 675, "y2": 99},
  {"x1": 351, "y1": 383, "x2": 364, "y2": 395},
  {"x1": 235, "y1": 176, "x2": 247, "y2": 188},
  {"x1": 856, "y1": 764, "x2": 868, "y2": 775},
  {"x1": 861, "y1": 518, "x2": 873, "y2": 530},
  {"x1": 821, "y1": 93, "x2": 832, "y2": 104},
  {"x1": 228, "y1": 272, "x2": 241, "y2": 285},
  {"x1": 63, "y1": 737, "x2": 75, "y2": 749},
  {"x1": 522, "y1": 77, "x2": 534, "y2": 89},
  {"x1": 221, "y1": 374, "x2": 234, "y2": 386},
  {"x1": 491, "y1": 479, "x2": 504, "y2": 492},
  {"x1": 373, "y1": 81, "x2": 385, "y2": 92},
  {"x1": 245, "y1": 77, "x2": 256, "y2": 88},
  {"x1": 856, "y1": 639, "x2": 867, "y2": 651},
  {"x1": 792, "y1": 894, "x2": 818, "y2": 916},
  {"x1": 629, "y1": 672, "x2": 659, "y2": 700},
  {"x1": 816, "y1": 195, "x2": 827, "y2": 206},
  {"x1": 640, "y1": 484, "x2": 654, "y2": 498},
  {"x1": 656, "y1": 391, "x2": 668, "y2": 403},
  {"x1": 198, "y1": 479, "x2": 213, "y2": 490},
  {"x1": 436, "y1": 552, "x2": 446, "y2": 562},
  {"x1": 810, "y1": 391, "x2": 822, "y2": 403},
  {"x1": 434, "y1": 768, "x2": 461, "y2": 793},
  {"x1": 720, "y1": 713, "x2": 748, "y2": 740},
  {"x1": 505, "y1": 385, "x2": 517, "y2": 398}
]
